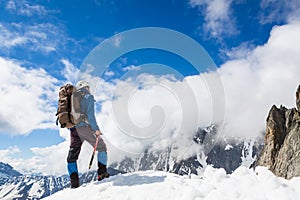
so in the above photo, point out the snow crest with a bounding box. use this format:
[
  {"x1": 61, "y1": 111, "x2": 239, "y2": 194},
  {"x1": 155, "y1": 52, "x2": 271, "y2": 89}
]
[{"x1": 43, "y1": 166, "x2": 300, "y2": 200}]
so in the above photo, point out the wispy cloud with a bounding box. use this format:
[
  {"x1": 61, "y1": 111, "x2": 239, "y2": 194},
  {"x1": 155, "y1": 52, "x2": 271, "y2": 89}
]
[
  {"x1": 60, "y1": 59, "x2": 80, "y2": 84},
  {"x1": 0, "y1": 0, "x2": 98, "y2": 72},
  {"x1": 189, "y1": 0, "x2": 237, "y2": 39},
  {"x1": 0, "y1": 0, "x2": 68, "y2": 56},
  {"x1": 5, "y1": 0, "x2": 50, "y2": 16},
  {"x1": 0, "y1": 23, "x2": 27, "y2": 48},
  {"x1": 0, "y1": 22, "x2": 66, "y2": 54},
  {"x1": 259, "y1": 0, "x2": 300, "y2": 24},
  {"x1": 93, "y1": 0, "x2": 116, "y2": 8}
]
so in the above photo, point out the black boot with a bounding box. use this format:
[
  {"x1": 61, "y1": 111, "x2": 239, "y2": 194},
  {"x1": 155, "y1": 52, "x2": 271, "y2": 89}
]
[
  {"x1": 70, "y1": 172, "x2": 80, "y2": 188},
  {"x1": 97, "y1": 162, "x2": 110, "y2": 181}
]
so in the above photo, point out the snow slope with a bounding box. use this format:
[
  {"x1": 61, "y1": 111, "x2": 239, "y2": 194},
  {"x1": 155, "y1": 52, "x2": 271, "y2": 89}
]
[{"x1": 43, "y1": 166, "x2": 300, "y2": 200}]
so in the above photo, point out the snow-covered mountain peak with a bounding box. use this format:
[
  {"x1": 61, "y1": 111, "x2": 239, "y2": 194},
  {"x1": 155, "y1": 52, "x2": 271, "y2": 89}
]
[{"x1": 0, "y1": 162, "x2": 22, "y2": 178}]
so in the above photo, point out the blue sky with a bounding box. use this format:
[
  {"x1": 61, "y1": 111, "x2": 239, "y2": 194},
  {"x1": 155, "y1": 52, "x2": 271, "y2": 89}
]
[
  {"x1": 0, "y1": 0, "x2": 280, "y2": 70},
  {"x1": 1, "y1": 0, "x2": 300, "y2": 175}
]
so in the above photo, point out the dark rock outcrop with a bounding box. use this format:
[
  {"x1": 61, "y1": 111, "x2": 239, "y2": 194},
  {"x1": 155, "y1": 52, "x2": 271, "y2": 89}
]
[
  {"x1": 296, "y1": 85, "x2": 300, "y2": 111},
  {"x1": 256, "y1": 85, "x2": 300, "y2": 179}
]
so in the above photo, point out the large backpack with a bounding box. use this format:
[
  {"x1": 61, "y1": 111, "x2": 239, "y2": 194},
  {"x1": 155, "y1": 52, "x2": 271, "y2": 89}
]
[{"x1": 55, "y1": 84, "x2": 85, "y2": 128}]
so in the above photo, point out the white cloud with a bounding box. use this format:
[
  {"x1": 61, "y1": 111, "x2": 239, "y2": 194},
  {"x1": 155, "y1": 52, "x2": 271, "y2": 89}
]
[
  {"x1": 189, "y1": 0, "x2": 236, "y2": 39},
  {"x1": 60, "y1": 59, "x2": 80, "y2": 84},
  {"x1": 0, "y1": 146, "x2": 20, "y2": 159},
  {"x1": 104, "y1": 69, "x2": 115, "y2": 77},
  {"x1": 0, "y1": 57, "x2": 59, "y2": 135},
  {"x1": 0, "y1": 144, "x2": 69, "y2": 176},
  {"x1": 122, "y1": 65, "x2": 141, "y2": 72},
  {"x1": 222, "y1": 42, "x2": 255, "y2": 60},
  {"x1": 0, "y1": 23, "x2": 27, "y2": 49},
  {"x1": 5, "y1": 0, "x2": 49, "y2": 16},
  {"x1": 113, "y1": 34, "x2": 122, "y2": 47},
  {"x1": 0, "y1": 129, "x2": 103, "y2": 176},
  {"x1": 259, "y1": 0, "x2": 300, "y2": 24},
  {"x1": 0, "y1": 22, "x2": 66, "y2": 53},
  {"x1": 73, "y1": 67, "x2": 116, "y2": 102},
  {"x1": 97, "y1": 22, "x2": 300, "y2": 163},
  {"x1": 218, "y1": 21, "x2": 300, "y2": 139},
  {"x1": 0, "y1": 1, "x2": 74, "y2": 57},
  {"x1": 96, "y1": 73, "x2": 212, "y2": 163}
]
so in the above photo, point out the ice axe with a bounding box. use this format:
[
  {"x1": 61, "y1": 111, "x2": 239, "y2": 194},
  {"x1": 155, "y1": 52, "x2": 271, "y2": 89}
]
[{"x1": 88, "y1": 135, "x2": 99, "y2": 169}]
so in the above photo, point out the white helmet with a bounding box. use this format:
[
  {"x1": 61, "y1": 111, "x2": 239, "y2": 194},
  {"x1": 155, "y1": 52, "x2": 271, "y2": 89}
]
[{"x1": 76, "y1": 80, "x2": 90, "y2": 90}]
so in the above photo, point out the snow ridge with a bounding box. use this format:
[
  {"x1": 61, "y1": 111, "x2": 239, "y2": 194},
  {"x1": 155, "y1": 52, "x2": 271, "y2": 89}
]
[{"x1": 43, "y1": 166, "x2": 300, "y2": 200}]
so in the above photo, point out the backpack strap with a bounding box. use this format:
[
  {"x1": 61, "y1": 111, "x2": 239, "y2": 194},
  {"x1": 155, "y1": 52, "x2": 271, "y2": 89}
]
[{"x1": 67, "y1": 92, "x2": 73, "y2": 124}]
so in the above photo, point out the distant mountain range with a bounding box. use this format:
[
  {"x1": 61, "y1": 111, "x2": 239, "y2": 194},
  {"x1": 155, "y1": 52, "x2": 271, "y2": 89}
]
[
  {"x1": 0, "y1": 127, "x2": 263, "y2": 199},
  {"x1": 111, "y1": 127, "x2": 263, "y2": 175},
  {"x1": 0, "y1": 163, "x2": 120, "y2": 200}
]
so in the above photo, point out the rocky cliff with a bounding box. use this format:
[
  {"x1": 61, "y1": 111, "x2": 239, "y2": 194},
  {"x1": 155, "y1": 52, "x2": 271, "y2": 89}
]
[{"x1": 256, "y1": 85, "x2": 300, "y2": 179}]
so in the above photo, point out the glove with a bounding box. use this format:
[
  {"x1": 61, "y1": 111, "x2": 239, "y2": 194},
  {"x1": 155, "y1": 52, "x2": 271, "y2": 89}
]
[{"x1": 95, "y1": 130, "x2": 102, "y2": 136}]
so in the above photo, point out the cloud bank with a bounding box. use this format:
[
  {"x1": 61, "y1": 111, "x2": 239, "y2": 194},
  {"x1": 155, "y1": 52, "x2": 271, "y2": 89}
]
[
  {"x1": 100, "y1": 22, "x2": 300, "y2": 163},
  {"x1": 219, "y1": 22, "x2": 300, "y2": 139},
  {"x1": 0, "y1": 57, "x2": 59, "y2": 135}
]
